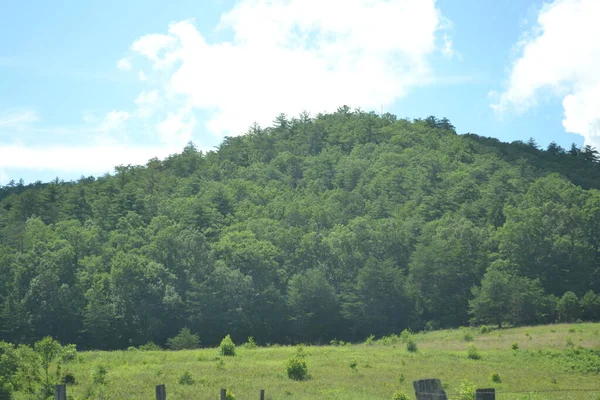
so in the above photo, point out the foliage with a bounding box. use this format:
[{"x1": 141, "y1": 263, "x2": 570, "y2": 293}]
[
  {"x1": 511, "y1": 342, "x2": 519, "y2": 350},
  {"x1": 467, "y1": 344, "x2": 481, "y2": 360},
  {"x1": 223, "y1": 389, "x2": 236, "y2": 400},
  {"x1": 458, "y1": 380, "x2": 476, "y2": 400},
  {"x1": 286, "y1": 347, "x2": 308, "y2": 381},
  {"x1": 219, "y1": 334, "x2": 236, "y2": 356},
  {"x1": 34, "y1": 336, "x2": 62, "y2": 389},
  {"x1": 490, "y1": 371, "x2": 501, "y2": 383},
  {"x1": 463, "y1": 331, "x2": 474, "y2": 342},
  {"x1": 167, "y1": 328, "x2": 200, "y2": 350},
  {"x1": 557, "y1": 292, "x2": 581, "y2": 322},
  {"x1": 139, "y1": 341, "x2": 162, "y2": 351},
  {"x1": 178, "y1": 370, "x2": 195, "y2": 385},
  {"x1": 1, "y1": 110, "x2": 600, "y2": 350},
  {"x1": 63, "y1": 371, "x2": 76, "y2": 385},
  {"x1": 479, "y1": 325, "x2": 490, "y2": 334},
  {"x1": 92, "y1": 363, "x2": 107, "y2": 385},
  {"x1": 392, "y1": 391, "x2": 409, "y2": 400},
  {"x1": 406, "y1": 338, "x2": 418, "y2": 353},
  {"x1": 243, "y1": 336, "x2": 257, "y2": 349}
]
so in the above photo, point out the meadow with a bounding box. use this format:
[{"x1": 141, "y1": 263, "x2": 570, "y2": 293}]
[{"x1": 17, "y1": 323, "x2": 600, "y2": 400}]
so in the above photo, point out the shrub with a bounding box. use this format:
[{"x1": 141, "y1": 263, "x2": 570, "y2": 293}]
[
  {"x1": 392, "y1": 391, "x2": 409, "y2": 400},
  {"x1": 406, "y1": 338, "x2": 417, "y2": 353},
  {"x1": 349, "y1": 360, "x2": 357, "y2": 372},
  {"x1": 243, "y1": 336, "x2": 257, "y2": 350},
  {"x1": 63, "y1": 372, "x2": 76, "y2": 385},
  {"x1": 178, "y1": 371, "x2": 195, "y2": 385},
  {"x1": 286, "y1": 349, "x2": 308, "y2": 381},
  {"x1": 139, "y1": 341, "x2": 162, "y2": 351},
  {"x1": 92, "y1": 364, "x2": 107, "y2": 385},
  {"x1": 511, "y1": 342, "x2": 519, "y2": 351},
  {"x1": 467, "y1": 344, "x2": 481, "y2": 360},
  {"x1": 330, "y1": 339, "x2": 339, "y2": 346},
  {"x1": 490, "y1": 372, "x2": 502, "y2": 383},
  {"x1": 458, "y1": 380, "x2": 476, "y2": 400},
  {"x1": 566, "y1": 337, "x2": 574, "y2": 348},
  {"x1": 463, "y1": 332, "x2": 474, "y2": 342},
  {"x1": 223, "y1": 389, "x2": 236, "y2": 400},
  {"x1": 219, "y1": 334, "x2": 236, "y2": 356},
  {"x1": 479, "y1": 325, "x2": 491, "y2": 334},
  {"x1": 60, "y1": 344, "x2": 77, "y2": 362},
  {"x1": 167, "y1": 328, "x2": 200, "y2": 350},
  {"x1": 365, "y1": 334, "x2": 376, "y2": 346}
]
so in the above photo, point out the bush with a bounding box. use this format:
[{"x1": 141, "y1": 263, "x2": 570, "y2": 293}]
[
  {"x1": 167, "y1": 328, "x2": 200, "y2": 350},
  {"x1": 286, "y1": 349, "x2": 308, "y2": 381},
  {"x1": 490, "y1": 372, "x2": 501, "y2": 383},
  {"x1": 566, "y1": 337, "x2": 574, "y2": 348},
  {"x1": 511, "y1": 342, "x2": 519, "y2": 351},
  {"x1": 330, "y1": 339, "x2": 339, "y2": 346},
  {"x1": 458, "y1": 380, "x2": 476, "y2": 400},
  {"x1": 178, "y1": 371, "x2": 195, "y2": 385},
  {"x1": 463, "y1": 332, "x2": 474, "y2": 342},
  {"x1": 581, "y1": 291, "x2": 600, "y2": 321},
  {"x1": 365, "y1": 334, "x2": 375, "y2": 346},
  {"x1": 60, "y1": 344, "x2": 77, "y2": 362},
  {"x1": 467, "y1": 344, "x2": 481, "y2": 360},
  {"x1": 406, "y1": 338, "x2": 417, "y2": 353},
  {"x1": 219, "y1": 334, "x2": 236, "y2": 356},
  {"x1": 349, "y1": 360, "x2": 357, "y2": 372},
  {"x1": 223, "y1": 389, "x2": 236, "y2": 400},
  {"x1": 139, "y1": 341, "x2": 162, "y2": 351},
  {"x1": 243, "y1": 336, "x2": 257, "y2": 350},
  {"x1": 92, "y1": 364, "x2": 107, "y2": 385},
  {"x1": 479, "y1": 325, "x2": 491, "y2": 334},
  {"x1": 63, "y1": 371, "x2": 76, "y2": 385},
  {"x1": 392, "y1": 391, "x2": 409, "y2": 400}
]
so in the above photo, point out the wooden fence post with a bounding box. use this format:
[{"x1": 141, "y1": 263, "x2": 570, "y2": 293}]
[
  {"x1": 260, "y1": 389, "x2": 265, "y2": 400},
  {"x1": 475, "y1": 388, "x2": 495, "y2": 400},
  {"x1": 54, "y1": 384, "x2": 66, "y2": 400},
  {"x1": 413, "y1": 379, "x2": 448, "y2": 400},
  {"x1": 220, "y1": 388, "x2": 227, "y2": 400},
  {"x1": 156, "y1": 384, "x2": 166, "y2": 400}
]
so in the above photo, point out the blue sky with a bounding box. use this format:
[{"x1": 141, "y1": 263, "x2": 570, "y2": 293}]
[{"x1": 1, "y1": 0, "x2": 599, "y2": 185}]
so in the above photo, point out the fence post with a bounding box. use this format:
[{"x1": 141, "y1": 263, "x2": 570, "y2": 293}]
[
  {"x1": 156, "y1": 384, "x2": 166, "y2": 400},
  {"x1": 413, "y1": 379, "x2": 448, "y2": 400},
  {"x1": 260, "y1": 389, "x2": 265, "y2": 400},
  {"x1": 475, "y1": 388, "x2": 495, "y2": 400},
  {"x1": 220, "y1": 388, "x2": 227, "y2": 400},
  {"x1": 54, "y1": 384, "x2": 66, "y2": 400}
]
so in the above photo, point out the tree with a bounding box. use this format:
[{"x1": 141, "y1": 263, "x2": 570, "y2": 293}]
[
  {"x1": 33, "y1": 337, "x2": 62, "y2": 392},
  {"x1": 469, "y1": 269, "x2": 513, "y2": 327},
  {"x1": 166, "y1": 328, "x2": 200, "y2": 350},
  {"x1": 557, "y1": 291, "x2": 581, "y2": 322},
  {"x1": 580, "y1": 291, "x2": 600, "y2": 321},
  {"x1": 287, "y1": 269, "x2": 340, "y2": 342}
]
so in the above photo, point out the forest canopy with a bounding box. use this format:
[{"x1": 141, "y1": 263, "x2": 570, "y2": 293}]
[{"x1": 1, "y1": 107, "x2": 599, "y2": 349}]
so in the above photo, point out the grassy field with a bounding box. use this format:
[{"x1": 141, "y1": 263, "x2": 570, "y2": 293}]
[{"x1": 17, "y1": 323, "x2": 600, "y2": 400}]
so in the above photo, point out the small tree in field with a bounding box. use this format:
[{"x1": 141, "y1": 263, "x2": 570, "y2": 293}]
[
  {"x1": 34, "y1": 337, "x2": 62, "y2": 393},
  {"x1": 219, "y1": 334, "x2": 236, "y2": 356},
  {"x1": 167, "y1": 328, "x2": 200, "y2": 350}
]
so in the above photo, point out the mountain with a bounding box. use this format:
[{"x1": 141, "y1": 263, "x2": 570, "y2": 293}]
[{"x1": 1, "y1": 107, "x2": 599, "y2": 349}]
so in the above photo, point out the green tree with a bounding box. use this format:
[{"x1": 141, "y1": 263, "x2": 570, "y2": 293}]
[{"x1": 557, "y1": 291, "x2": 581, "y2": 322}]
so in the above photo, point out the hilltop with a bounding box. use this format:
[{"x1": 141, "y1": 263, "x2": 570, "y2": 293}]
[{"x1": 1, "y1": 108, "x2": 599, "y2": 350}]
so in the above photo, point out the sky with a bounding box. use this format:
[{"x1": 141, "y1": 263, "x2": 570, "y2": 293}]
[{"x1": 1, "y1": 0, "x2": 599, "y2": 185}]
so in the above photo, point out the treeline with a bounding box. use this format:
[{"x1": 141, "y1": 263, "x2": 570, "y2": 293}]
[{"x1": 1, "y1": 107, "x2": 600, "y2": 349}]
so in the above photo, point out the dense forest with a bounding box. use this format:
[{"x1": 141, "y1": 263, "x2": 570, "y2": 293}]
[{"x1": 1, "y1": 107, "x2": 600, "y2": 350}]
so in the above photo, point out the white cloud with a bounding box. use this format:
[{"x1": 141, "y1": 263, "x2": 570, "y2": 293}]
[
  {"x1": 127, "y1": 0, "x2": 450, "y2": 137},
  {"x1": 138, "y1": 71, "x2": 147, "y2": 81},
  {"x1": 134, "y1": 90, "x2": 161, "y2": 118},
  {"x1": 117, "y1": 57, "x2": 133, "y2": 71},
  {"x1": 0, "y1": 144, "x2": 180, "y2": 175},
  {"x1": 0, "y1": 168, "x2": 9, "y2": 185},
  {"x1": 158, "y1": 108, "x2": 196, "y2": 145},
  {"x1": 0, "y1": 109, "x2": 39, "y2": 130},
  {"x1": 442, "y1": 34, "x2": 454, "y2": 58},
  {"x1": 98, "y1": 111, "x2": 131, "y2": 132},
  {"x1": 492, "y1": 0, "x2": 600, "y2": 148}
]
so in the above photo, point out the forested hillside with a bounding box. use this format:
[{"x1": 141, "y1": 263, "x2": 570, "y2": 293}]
[{"x1": 1, "y1": 107, "x2": 600, "y2": 349}]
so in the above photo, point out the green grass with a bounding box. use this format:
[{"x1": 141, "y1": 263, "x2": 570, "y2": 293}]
[{"x1": 15, "y1": 323, "x2": 600, "y2": 400}]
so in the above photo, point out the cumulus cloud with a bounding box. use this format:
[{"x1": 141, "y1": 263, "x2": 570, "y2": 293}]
[
  {"x1": 127, "y1": 0, "x2": 450, "y2": 137},
  {"x1": 492, "y1": 0, "x2": 600, "y2": 148}
]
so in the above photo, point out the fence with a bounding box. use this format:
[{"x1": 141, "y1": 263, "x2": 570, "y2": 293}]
[{"x1": 51, "y1": 381, "x2": 599, "y2": 399}]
